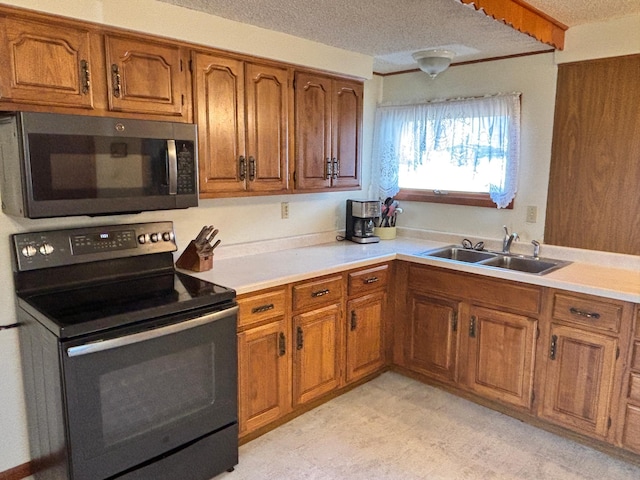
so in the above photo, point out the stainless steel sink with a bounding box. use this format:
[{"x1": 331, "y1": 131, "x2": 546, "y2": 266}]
[
  {"x1": 479, "y1": 255, "x2": 570, "y2": 275},
  {"x1": 420, "y1": 246, "x2": 496, "y2": 263},
  {"x1": 416, "y1": 245, "x2": 570, "y2": 275}
]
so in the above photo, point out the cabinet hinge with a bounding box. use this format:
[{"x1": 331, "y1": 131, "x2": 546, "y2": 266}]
[
  {"x1": 536, "y1": 327, "x2": 540, "y2": 340},
  {"x1": 189, "y1": 59, "x2": 193, "y2": 72},
  {"x1": 180, "y1": 59, "x2": 183, "y2": 72},
  {"x1": 451, "y1": 311, "x2": 458, "y2": 332},
  {"x1": 607, "y1": 417, "x2": 612, "y2": 430},
  {"x1": 181, "y1": 94, "x2": 184, "y2": 106},
  {"x1": 531, "y1": 389, "x2": 535, "y2": 403},
  {"x1": 616, "y1": 347, "x2": 620, "y2": 360},
  {"x1": 293, "y1": 170, "x2": 297, "y2": 183}
]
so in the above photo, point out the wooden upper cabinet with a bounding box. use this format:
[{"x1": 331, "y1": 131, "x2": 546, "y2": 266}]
[
  {"x1": 544, "y1": 55, "x2": 640, "y2": 255},
  {"x1": 104, "y1": 34, "x2": 187, "y2": 118},
  {"x1": 294, "y1": 71, "x2": 362, "y2": 191},
  {"x1": 193, "y1": 53, "x2": 245, "y2": 195},
  {"x1": 0, "y1": 15, "x2": 93, "y2": 109},
  {"x1": 194, "y1": 52, "x2": 289, "y2": 197}
]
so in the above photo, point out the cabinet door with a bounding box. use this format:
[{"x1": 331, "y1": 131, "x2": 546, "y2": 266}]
[
  {"x1": 540, "y1": 323, "x2": 618, "y2": 438},
  {"x1": 105, "y1": 34, "x2": 186, "y2": 117},
  {"x1": 331, "y1": 79, "x2": 362, "y2": 189},
  {"x1": 193, "y1": 52, "x2": 246, "y2": 195},
  {"x1": 404, "y1": 292, "x2": 459, "y2": 384},
  {"x1": 346, "y1": 292, "x2": 385, "y2": 383},
  {"x1": 0, "y1": 16, "x2": 93, "y2": 109},
  {"x1": 244, "y1": 62, "x2": 290, "y2": 193},
  {"x1": 467, "y1": 306, "x2": 537, "y2": 409},
  {"x1": 293, "y1": 72, "x2": 332, "y2": 190},
  {"x1": 238, "y1": 318, "x2": 291, "y2": 436},
  {"x1": 293, "y1": 303, "x2": 342, "y2": 406}
]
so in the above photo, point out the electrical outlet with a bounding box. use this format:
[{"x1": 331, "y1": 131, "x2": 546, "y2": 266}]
[
  {"x1": 281, "y1": 202, "x2": 289, "y2": 219},
  {"x1": 526, "y1": 205, "x2": 538, "y2": 223}
]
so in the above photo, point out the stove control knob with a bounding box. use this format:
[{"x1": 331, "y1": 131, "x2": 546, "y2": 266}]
[
  {"x1": 162, "y1": 231, "x2": 175, "y2": 242},
  {"x1": 21, "y1": 245, "x2": 37, "y2": 258},
  {"x1": 39, "y1": 243, "x2": 54, "y2": 255},
  {"x1": 150, "y1": 233, "x2": 159, "y2": 243},
  {"x1": 137, "y1": 234, "x2": 149, "y2": 244}
]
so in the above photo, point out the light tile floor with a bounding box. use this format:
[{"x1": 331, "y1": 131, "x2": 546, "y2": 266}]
[{"x1": 218, "y1": 372, "x2": 640, "y2": 480}]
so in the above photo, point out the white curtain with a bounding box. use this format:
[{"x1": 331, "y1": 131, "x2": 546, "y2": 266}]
[{"x1": 373, "y1": 93, "x2": 521, "y2": 208}]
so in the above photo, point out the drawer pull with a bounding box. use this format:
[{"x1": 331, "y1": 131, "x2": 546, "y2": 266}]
[
  {"x1": 311, "y1": 288, "x2": 330, "y2": 298},
  {"x1": 569, "y1": 307, "x2": 601, "y2": 320},
  {"x1": 469, "y1": 315, "x2": 476, "y2": 338},
  {"x1": 363, "y1": 277, "x2": 379, "y2": 284},
  {"x1": 251, "y1": 303, "x2": 275, "y2": 314}
]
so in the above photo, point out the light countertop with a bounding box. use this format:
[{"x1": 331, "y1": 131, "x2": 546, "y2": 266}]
[{"x1": 185, "y1": 236, "x2": 640, "y2": 303}]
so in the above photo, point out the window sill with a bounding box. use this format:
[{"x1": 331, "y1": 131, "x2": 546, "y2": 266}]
[{"x1": 395, "y1": 189, "x2": 513, "y2": 209}]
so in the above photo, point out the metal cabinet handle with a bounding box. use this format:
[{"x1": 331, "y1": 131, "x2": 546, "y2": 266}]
[
  {"x1": 249, "y1": 156, "x2": 256, "y2": 181},
  {"x1": 80, "y1": 60, "x2": 90, "y2": 94},
  {"x1": 549, "y1": 334, "x2": 558, "y2": 360},
  {"x1": 251, "y1": 303, "x2": 274, "y2": 314},
  {"x1": 111, "y1": 64, "x2": 121, "y2": 98},
  {"x1": 239, "y1": 156, "x2": 246, "y2": 181},
  {"x1": 278, "y1": 332, "x2": 286, "y2": 356},
  {"x1": 363, "y1": 277, "x2": 379, "y2": 284},
  {"x1": 569, "y1": 307, "x2": 601, "y2": 320},
  {"x1": 350, "y1": 310, "x2": 357, "y2": 331},
  {"x1": 469, "y1": 315, "x2": 476, "y2": 338},
  {"x1": 325, "y1": 158, "x2": 332, "y2": 180},
  {"x1": 296, "y1": 326, "x2": 304, "y2": 350},
  {"x1": 311, "y1": 288, "x2": 330, "y2": 298}
]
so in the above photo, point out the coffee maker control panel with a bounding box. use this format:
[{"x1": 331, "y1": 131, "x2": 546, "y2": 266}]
[{"x1": 349, "y1": 200, "x2": 381, "y2": 218}]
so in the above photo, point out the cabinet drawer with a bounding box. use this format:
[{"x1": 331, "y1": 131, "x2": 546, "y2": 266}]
[
  {"x1": 629, "y1": 373, "x2": 640, "y2": 404},
  {"x1": 238, "y1": 288, "x2": 287, "y2": 328},
  {"x1": 292, "y1": 275, "x2": 343, "y2": 312},
  {"x1": 552, "y1": 292, "x2": 622, "y2": 333},
  {"x1": 348, "y1": 264, "x2": 389, "y2": 297},
  {"x1": 632, "y1": 341, "x2": 640, "y2": 372},
  {"x1": 623, "y1": 404, "x2": 640, "y2": 454}
]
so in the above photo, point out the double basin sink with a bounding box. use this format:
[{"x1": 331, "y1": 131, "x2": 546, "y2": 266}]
[{"x1": 417, "y1": 245, "x2": 571, "y2": 275}]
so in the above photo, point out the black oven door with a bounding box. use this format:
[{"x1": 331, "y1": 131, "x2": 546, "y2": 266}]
[{"x1": 61, "y1": 305, "x2": 237, "y2": 480}]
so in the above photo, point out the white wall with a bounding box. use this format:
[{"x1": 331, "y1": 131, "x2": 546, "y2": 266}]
[
  {"x1": 377, "y1": 13, "x2": 640, "y2": 245},
  {"x1": 0, "y1": 0, "x2": 379, "y2": 472}
]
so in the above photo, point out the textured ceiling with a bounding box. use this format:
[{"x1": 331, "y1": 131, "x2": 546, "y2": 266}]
[{"x1": 157, "y1": 0, "x2": 640, "y2": 73}]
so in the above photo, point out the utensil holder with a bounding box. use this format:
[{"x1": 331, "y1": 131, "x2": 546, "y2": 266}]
[
  {"x1": 374, "y1": 226, "x2": 397, "y2": 240},
  {"x1": 176, "y1": 240, "x2": 213, "y2": 272}
]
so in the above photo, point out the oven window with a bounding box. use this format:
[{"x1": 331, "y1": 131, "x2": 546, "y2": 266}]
[{"x1": 99, "y1": 343, "x2": 215, "y2": 447}]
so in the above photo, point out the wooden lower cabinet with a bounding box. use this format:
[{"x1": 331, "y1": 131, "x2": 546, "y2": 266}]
[
  {"x1": 404, "y1": 291, "x2": 459, "y2": 384},
  {"x1": 620, "y1": 306, "x2": 640, "y2": 452},
  {"x1": 539, "y1": 323, "x2": 618, "y2": 438},
  {"x1": 238, "y1": 318, "x2": 291, "y2": 436},
  {"x1": 466, "y1": 306, "x2": 537, "y2": 410},
  {"x1": 293, "y1": 303, "x2": 342, "y2": 406},
  {"x1": 346, "y1": 292, "x2": 385, "y2": 383}
]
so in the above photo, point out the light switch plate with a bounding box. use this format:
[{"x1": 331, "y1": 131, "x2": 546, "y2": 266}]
[{"x1": 526, "y1": 205, "x2": 537, "y2": 223}]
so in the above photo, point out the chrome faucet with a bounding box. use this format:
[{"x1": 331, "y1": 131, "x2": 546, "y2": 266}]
[
  {"x1": 502, "y1": 226, "x2": 519, "y2": 254},
  {"x1": 531, "y1": 240, "x2": 541, "y2": 258}
]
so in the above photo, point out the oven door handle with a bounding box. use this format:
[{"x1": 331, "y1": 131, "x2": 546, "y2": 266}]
[{"x1": 66, "y1": 306, "x2": 238, "y2": 358}]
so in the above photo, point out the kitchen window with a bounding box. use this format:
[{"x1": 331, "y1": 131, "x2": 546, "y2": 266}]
[{"x1": 374, "y1": 93, "x2": 521, "y2": 208}]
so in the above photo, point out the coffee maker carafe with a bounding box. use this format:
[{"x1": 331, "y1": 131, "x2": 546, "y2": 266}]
[{"x1": 345, "y1": 200, "x2": 381, "y2": 244}]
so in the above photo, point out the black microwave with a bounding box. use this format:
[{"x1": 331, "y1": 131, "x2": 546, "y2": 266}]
[{"x1": 0, "y1": 112, "x2": 198, "y2": 218}]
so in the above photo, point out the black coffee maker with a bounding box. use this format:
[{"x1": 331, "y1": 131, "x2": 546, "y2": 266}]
[{"x1": 345, "y1": 200, "x2": 381, "y2": 244}]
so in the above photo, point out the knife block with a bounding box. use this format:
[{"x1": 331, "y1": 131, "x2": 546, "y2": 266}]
[{"x1": 175, "y1": 240, "x2": 213, "y2": 272}]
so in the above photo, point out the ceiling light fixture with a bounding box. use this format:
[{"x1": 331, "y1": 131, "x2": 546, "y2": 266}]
[{"x1": 412, "y1": 49, "x2": 456, "y2": 78}]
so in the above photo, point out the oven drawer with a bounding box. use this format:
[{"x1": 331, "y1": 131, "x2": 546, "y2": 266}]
[
  {"x1": 348, "y1": 264, "x2": 389, "y2": 297},
  {"x1": 292, "y1": 275, "x2": 343, "y2": 312}
]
